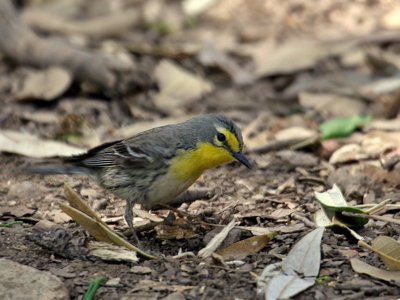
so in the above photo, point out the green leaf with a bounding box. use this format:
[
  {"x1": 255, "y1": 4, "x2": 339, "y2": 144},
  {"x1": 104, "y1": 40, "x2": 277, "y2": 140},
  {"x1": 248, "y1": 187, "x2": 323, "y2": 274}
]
[
  {"x1": 0, "y1": 220, "x2": 23, "y2": 228},
  {"x1": 320, "y1": 115, "x2": 372, "y2": 139},
  {"x1": 316, "y1": 275, "x2": 332, "y2": 284},
  {"x1": 83, "y1": 277, "x2": 107, "y2": 300},
  {"x1": 314, "y1": 184, "x2": 368, "y2": 228}
]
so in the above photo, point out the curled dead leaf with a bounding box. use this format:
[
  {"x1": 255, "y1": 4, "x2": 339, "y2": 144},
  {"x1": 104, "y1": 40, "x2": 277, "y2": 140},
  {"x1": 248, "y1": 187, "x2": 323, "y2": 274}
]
[{"x1": 216, "y1": 233, "x2": 276, "y2": 261}]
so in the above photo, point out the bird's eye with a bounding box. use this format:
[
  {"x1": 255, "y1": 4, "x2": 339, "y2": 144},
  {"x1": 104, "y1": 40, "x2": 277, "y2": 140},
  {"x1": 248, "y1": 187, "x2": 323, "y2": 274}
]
[{"x1": 217, "y1": 132, "x2": 226, "y2": 142}]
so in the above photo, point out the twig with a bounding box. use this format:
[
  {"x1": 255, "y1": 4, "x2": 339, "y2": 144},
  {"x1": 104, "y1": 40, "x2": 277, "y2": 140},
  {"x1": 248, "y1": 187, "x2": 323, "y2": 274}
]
[
  {"x1": 364, "y1": 199, "x2": 392, "y2": 215},
  {"x1": 0, "y1": 0, "x2": 142, "y2": 93},
  {"x1": 22, "y1": 7, "x2": 141, "y2": 38},
  {"x1": 198, "y1": 220, "x2": 238, "y2": 259},
  {"x1": 291, "y1": 212, "x2": 316, "y2": 228}
]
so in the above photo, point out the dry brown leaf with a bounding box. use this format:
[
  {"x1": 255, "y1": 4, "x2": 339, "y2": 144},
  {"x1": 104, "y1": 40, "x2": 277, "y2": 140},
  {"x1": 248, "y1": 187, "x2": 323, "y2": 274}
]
[
  {"x1": 371, "y1": 236, "x2": 400, "y2": 271},
  {"x1": 154, "y1": 222, "x2": 197, "y2": 240},
  {"x1": 64, "y1": 184, "x2": 105, "y2": 225},
  {"x1": 351, "y1": 258, "x2": 400, "y2": 282},
  {"x1": 216, "y1": 233, "x2": 276, "y2": 261},
  {"x1": 132, "y1": 208, "x2": 164, "y2": 223},
  {"x1": 62, "y1": 183, "x2": 157, "y2": 259},
  {"x1": 198, "y1": 220, "x2": 237, "y2": 258}
]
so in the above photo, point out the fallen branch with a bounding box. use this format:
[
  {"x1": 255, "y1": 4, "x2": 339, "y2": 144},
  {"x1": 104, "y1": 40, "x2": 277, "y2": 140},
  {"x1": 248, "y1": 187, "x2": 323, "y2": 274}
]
[
  {"x1": 22, "y1": 7, "x2": 141, "y2": 38},
  {"x1": 0, "y1": 0, "x2": 146, "y2": 93}
]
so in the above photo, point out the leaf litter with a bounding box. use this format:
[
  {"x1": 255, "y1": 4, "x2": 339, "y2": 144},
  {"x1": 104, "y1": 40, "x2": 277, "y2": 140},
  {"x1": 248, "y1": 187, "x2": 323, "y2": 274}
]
[{"x1": 2, "y1": 0, "x2": 400, "y2": 299}]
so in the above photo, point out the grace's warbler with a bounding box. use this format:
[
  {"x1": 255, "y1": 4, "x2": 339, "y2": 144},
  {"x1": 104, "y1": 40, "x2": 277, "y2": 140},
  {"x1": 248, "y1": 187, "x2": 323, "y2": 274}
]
[{"x1": 31, "y1": 115, "x2": 251, "y2": 242}]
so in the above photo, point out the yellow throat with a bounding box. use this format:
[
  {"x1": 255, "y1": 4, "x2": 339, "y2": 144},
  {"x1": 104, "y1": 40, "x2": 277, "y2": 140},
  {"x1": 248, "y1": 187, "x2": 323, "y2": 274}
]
[{"x1": 170, "y1": 143, "x2": 234, "y2": 181}]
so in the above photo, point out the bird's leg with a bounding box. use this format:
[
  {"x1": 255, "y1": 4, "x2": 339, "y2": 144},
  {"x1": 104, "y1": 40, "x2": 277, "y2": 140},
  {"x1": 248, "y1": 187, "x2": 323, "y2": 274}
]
[{"x1": 124, "y1": 200, "x2": 140, "y2": 246}]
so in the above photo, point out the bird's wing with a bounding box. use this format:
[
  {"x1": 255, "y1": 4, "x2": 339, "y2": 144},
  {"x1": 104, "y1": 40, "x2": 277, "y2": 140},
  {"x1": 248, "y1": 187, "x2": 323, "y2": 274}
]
[{"x1": 63, "y1": 139, "x2": 155, "y2": 168}]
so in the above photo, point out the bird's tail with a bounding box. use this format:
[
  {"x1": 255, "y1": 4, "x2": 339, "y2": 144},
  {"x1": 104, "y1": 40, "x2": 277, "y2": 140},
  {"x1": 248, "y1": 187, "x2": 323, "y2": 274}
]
[{"x1": 26, "y1": 163, "x2": 90, "y2": 175}]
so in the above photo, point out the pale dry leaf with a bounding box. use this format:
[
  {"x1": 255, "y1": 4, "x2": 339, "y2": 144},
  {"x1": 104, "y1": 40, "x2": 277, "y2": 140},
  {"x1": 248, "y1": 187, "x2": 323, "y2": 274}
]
[
  {"x1": 238, "y1": 226, "x2": 275, "y2": 236},
  {"x1": 265, "y1": 274, "x2": 314, "y2": 300},
  {"x1": 367, "y1": 119, "x2": 400, "y2": 131},
  {"x1": 256, "y1": 262, "x2": 282, "y2": 297},
  {"x1": 16, "y1": 67, "x2": 72, "y2": 101},
  {"x1": 132, "y1": 208, "x2": 164, "y2": 223},
  {"x1": 267, "y1": 208, "x2": 295, "y2": 220},
  {"x1": 314, "y1": 184, "x2": 347, "y2": 208},
  {"x1": 313, "y1": 209, "x2": 332, "y2": 227},
  {"x1": 240, "y1": 38, "x2": 328, "y2": 77},
  {"x1": 340, "y1": 48, "x2": 368, "y2": 68},
  {"x1": 0, "y1": 130, "x2": 84, "y2": 158},
  {"x1": 371, "y1": 236, "x2": 400, "y2": 271},
  {"x1": 88, "y1": 241, "x2": 138, "y2": 263},
  {"x1": 351, "y1": 258, "x2": 400, "y2": 282},
  {"x1": 282, "y1": 227, "x2": 324, "y2": 277},
  {"x1": 360, "y1": 77, "x2": 400, "y2": 96},
  {"x1": 299, "y1": 92, "x2": 366, "y2": 118},
  {"x1": 329, "y1": 131, "x2": 400, "y2": 164},
  {"x1": 383, "y1": 6, "x2": 400, "y2": 29},
  {"x1": 20, "y1": 111, "x2": 59, "y2": 124},
  {"x1": 329, "y1": 144, "x2": 367, "y2": 164},
  {"x1": 182, "y1": 0, "x2": 218, "y2": 16},
  {"x1": 363, "y1": 131, "x2": 400, "y2": 154},
  {"x1": 131, "y1": 266, "x2": 153, "y2": 274},
  {"x1": 273, "y1": 223, "x2": 305, "y2": 234},
  {"x1": 274, "y1": 127, "x2": 316, "y2": 141},
  {"x1": 62, "y1": 184, "x2": 157, "y2": 259},
  {"x1": 198, "y1": 46, "x2": 255, "y2": 85},
  {"x1": 153, "y1": 60, "x2": 214, "y2": 115}
]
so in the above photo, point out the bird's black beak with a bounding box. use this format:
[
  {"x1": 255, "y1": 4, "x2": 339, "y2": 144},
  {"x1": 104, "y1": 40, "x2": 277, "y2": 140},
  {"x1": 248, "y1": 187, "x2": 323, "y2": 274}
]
[{"x1": 232, "y1": 152, "x2": 252, "y2": 169}]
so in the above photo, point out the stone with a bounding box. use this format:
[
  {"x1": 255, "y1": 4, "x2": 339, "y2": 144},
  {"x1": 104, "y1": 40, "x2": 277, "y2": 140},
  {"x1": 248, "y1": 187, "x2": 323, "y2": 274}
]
[{"x1": 0, "y1": 258, "x2": 69, "y2": 300}]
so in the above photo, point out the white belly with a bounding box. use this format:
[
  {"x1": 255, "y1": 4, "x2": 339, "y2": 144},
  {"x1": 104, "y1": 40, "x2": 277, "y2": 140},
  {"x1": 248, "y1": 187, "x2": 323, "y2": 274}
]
[{"x1": 146, "y1": 173, "x2": 199, "y2": 206}]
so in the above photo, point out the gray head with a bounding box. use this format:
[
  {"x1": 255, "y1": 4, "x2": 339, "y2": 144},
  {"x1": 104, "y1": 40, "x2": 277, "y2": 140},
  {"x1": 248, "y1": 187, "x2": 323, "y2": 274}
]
[{"x1": 180, "y1": 114, "x2": 251, "y2": 168}]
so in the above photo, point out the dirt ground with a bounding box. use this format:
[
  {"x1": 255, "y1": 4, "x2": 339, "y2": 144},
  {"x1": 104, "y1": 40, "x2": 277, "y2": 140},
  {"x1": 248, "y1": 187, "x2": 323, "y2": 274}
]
[{"x1": 1, "y1": 0, "x2": 400, "y2": 299}]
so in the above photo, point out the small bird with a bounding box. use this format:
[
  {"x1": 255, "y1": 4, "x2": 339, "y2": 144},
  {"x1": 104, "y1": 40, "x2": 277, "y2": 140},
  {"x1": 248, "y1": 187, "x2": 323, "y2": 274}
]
[{"x1": 30, "y1": 115, "x2": 252, "y2": 243}]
